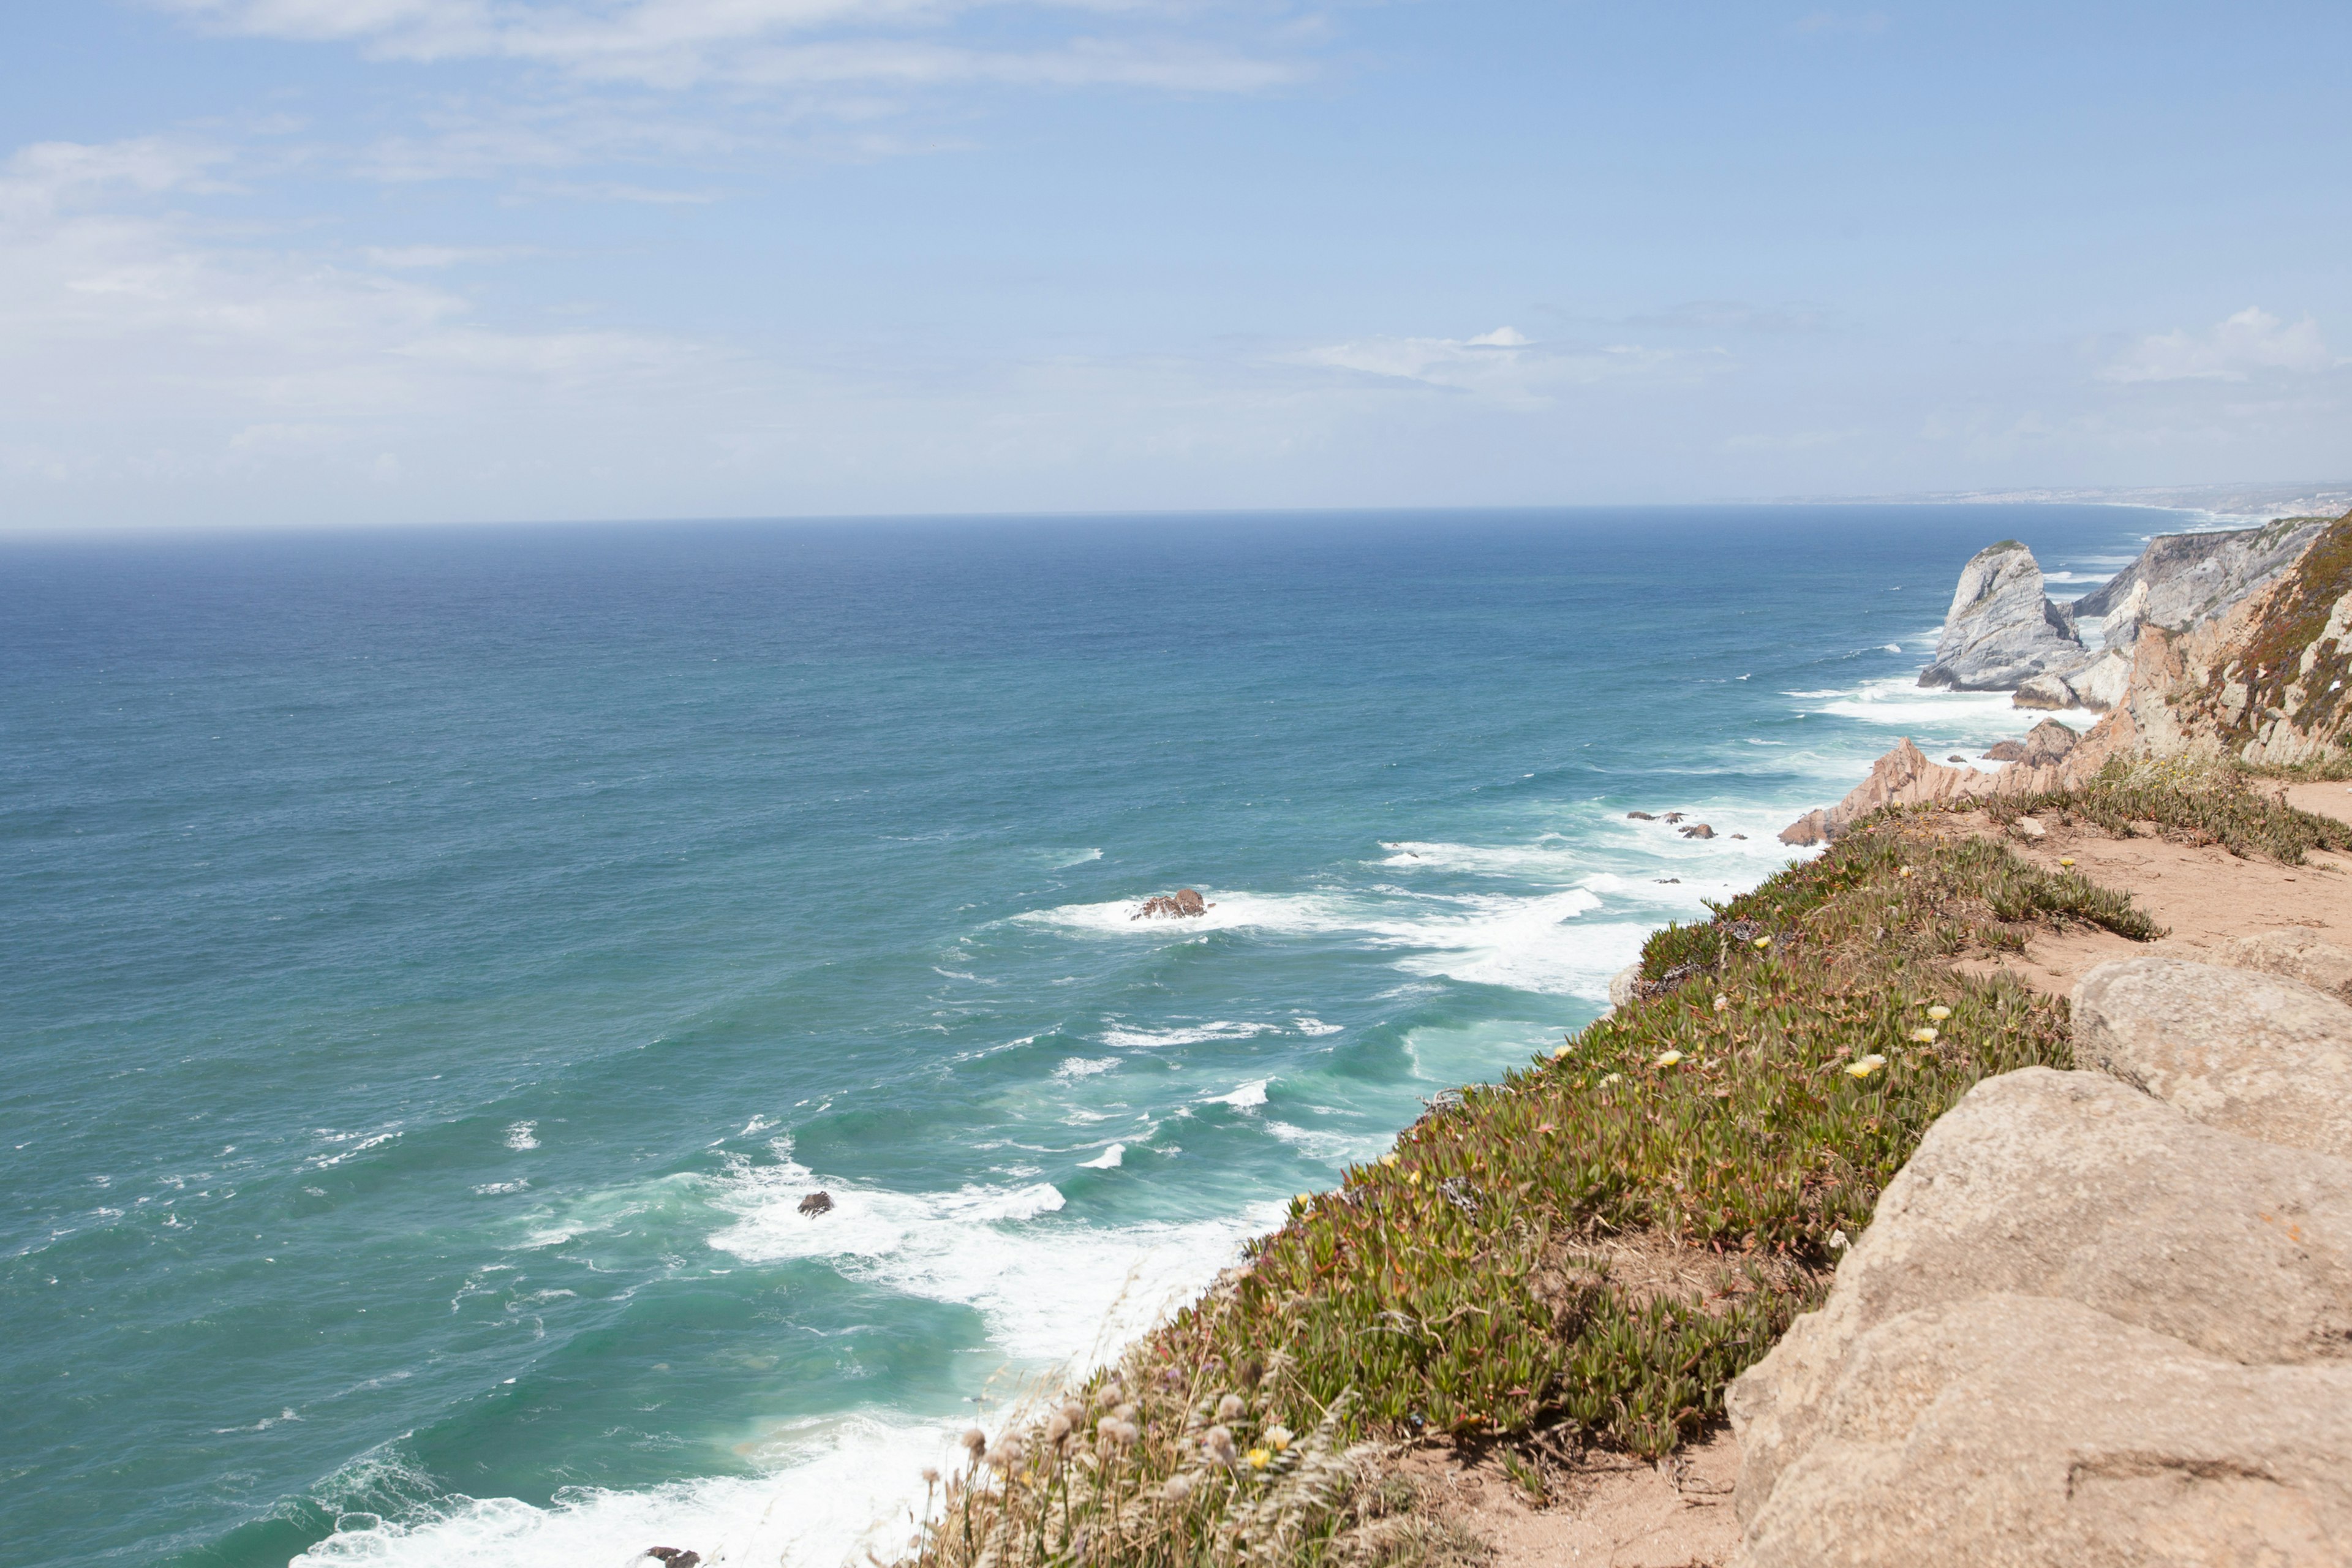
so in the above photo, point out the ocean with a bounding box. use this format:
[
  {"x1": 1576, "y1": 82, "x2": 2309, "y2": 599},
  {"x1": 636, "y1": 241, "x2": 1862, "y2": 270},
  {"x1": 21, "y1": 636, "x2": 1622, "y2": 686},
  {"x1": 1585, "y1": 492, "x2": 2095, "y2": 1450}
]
[{"x1": 1, "y1": 505, "x2": 2167, "y2": 1566}]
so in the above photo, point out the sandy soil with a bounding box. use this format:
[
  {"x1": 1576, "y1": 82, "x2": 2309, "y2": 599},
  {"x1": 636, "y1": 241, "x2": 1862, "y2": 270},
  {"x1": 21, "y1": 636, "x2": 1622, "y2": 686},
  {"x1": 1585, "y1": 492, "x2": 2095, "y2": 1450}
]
[
  {"x1": 1943, "y1": 782, "x2": 2352, "y2": 998},
  {"x1": 1423, "y1": 1428, "x2": 1741, "y2": 1568}
]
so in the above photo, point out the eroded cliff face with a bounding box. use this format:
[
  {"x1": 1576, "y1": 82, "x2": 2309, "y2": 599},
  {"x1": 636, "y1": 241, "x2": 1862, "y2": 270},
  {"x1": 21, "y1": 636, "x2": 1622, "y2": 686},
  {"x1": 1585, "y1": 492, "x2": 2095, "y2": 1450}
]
[
  {"x1": 2073, "y1": 514, "x2": 2329, "y2": 649},
  {"x1": 1783, "y1": 510, "x2": 2352, "y2": 843},
  {"x1": 1915, "y1": 541, "x2": 2091, "y2": 692}
]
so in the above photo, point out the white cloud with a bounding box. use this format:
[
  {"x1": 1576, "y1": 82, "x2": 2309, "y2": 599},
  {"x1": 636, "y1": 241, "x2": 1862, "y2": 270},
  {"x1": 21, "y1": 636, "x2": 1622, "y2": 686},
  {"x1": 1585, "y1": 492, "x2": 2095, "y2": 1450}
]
[
  {"x1": 152, "y1": 1, "x2": 1306, "y2": 93},
  {"x1": 1291, "y1": 327, "x2": 1697, "y2": 407},
  {"x1": 2101, "y1": 306, "x2": 2340, "y2": 383}
]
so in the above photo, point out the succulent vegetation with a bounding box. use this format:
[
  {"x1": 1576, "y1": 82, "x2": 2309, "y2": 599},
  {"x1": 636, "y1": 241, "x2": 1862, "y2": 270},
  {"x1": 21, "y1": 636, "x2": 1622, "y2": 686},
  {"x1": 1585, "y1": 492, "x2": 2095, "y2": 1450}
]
[
  {"x1": 900, "y1": 812, "x2": 2179, "y2": 1568},
  {"x1": 1989, "y1": 753, "x2": 2352, "y2": 865}
]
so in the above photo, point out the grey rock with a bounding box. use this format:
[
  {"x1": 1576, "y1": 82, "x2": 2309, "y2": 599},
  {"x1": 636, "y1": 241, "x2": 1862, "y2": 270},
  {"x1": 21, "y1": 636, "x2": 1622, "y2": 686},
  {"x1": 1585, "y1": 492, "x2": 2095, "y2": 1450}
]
[
  {"x1": 1740, "y1": 1294, "x2": 2352, "y2": 1568},
  {"x1": 1679, "y1": 823, "x2": 1715, "y2": 839},
  {"x1": 2065, "y1": 646, "x2": 2133, "y2": 710},
  {"x1": 2073, "y1": 957, "x2": 2352, "y2": 1159},
  {"x1": 1728, "y1": 1069, "x2": 2352, "y2": 1525},
  {"x1": 1918, "y1": 541, "x2": 2093, "y2": 691},
  {"x1": 2212, "y1": 928, "x2": 2352, "y2": 1003},
  {"x1": 1607, "y1": 965, "x2": 1640, "y2": 1009},
  {"x1": 2011, "y1": 673, "x2": 2077, "y2": 709},
  {"x1": 2075, "y1": 517, "x2": 2328, "y2": 647}
]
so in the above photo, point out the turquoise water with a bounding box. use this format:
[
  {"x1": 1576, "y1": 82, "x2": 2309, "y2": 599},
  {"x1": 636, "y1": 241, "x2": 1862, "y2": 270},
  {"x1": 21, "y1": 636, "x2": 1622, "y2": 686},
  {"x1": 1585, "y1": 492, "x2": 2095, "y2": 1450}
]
[{"x1": 2, "y1": 507, "x2": 2157, "y2": 1566}]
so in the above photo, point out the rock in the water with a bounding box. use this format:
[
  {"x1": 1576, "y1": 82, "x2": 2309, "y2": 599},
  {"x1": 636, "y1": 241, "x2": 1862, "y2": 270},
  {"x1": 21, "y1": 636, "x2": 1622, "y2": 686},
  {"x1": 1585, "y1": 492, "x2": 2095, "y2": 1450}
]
[
  {"x1": 1662, "y1": 811, "x2": 1686, "y2": 823},
  {"x1": 2073, "y1": 957, "x2": 2352, "y2": 1159},
  {"x1": 1980, "y1": 739, "x2": 2027, "y2": 761},
  {"x1": 1728, "y1": 1068, "x2": 2352, "y2": 1528},
  {"x1": 798, "y1": 1191, "x2": 834, "y2": 1217},
  {"x1": 1777, "y1": 810, "x2": 1829, "y2": 848},
  {"x1": 2075, "y1": 516, "x2": 2328, "y2": 649},
  {"x1": 2213, "y1": 928, "x2": 2352, "y2": 1002},
  {"x1": 1625, "y1": 810, "x2": 1656, "y2": 820},
  {"x1": 1132, "y1": 888, "x2": 1211, "y2": 920},
  {"x1": 2019, "y1": 717, "x2": 2078, "y2": 764},
  {"x1": 1678, "y1": 823, "x2": 1714, "y2": 839},
  {"x1": 1738, "y1": 1293, "x2": 2352, "y2": 1568},
  {"x1": 1945, "y1": 753, "x2": 1966, "y2": 762},
  {"x1": 646, "y1": 1550, "x2": 703, "y2": 1566},
  {"x1": 2011, "y1": 672, "x2": 2075, "y2": 709},
  {"x1": 1918, "y1": 541, "x2": 2093, "y2": 692},
  {"x1": 1729, "y1": 832, "x2": 1747, "y2": 840}
]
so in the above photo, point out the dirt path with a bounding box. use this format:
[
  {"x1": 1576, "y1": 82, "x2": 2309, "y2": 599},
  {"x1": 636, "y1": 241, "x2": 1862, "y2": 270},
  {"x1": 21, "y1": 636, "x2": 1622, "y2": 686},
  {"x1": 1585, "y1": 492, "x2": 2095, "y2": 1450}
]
[
  {"x1": 1429, "y1": 1428, "x2": 1740, "y2": 1568},
  {"x1": 1942, "y1": 782, "x2": 2352, "y2": 998}
]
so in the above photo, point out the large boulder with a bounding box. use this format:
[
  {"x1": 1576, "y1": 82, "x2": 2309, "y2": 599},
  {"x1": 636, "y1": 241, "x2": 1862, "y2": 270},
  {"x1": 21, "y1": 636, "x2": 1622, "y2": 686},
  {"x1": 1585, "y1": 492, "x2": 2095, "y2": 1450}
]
[
  {"x1": 1739, "y1": 1293, "x2": 2352, "y2": 1568},
  {"x1": 2212, "y1": 928, "x2": 2352, "y2": 1001},
  {"x1": 1728, "y1": 1069, "x2": 2352, "y2": 1528},
  {"x1": 2018, "y1": 717, "x2": 2079, "y2": 764},
  {"x1": 2072, "y1": 957, "x2": 2352, "y2": 1159},
  {"x1": 1918, "y1": 541, "x2": 2092, "y2": 691},
  {"x1": 2065, "y1": 647, "x2": 2133, "y2": 710}
]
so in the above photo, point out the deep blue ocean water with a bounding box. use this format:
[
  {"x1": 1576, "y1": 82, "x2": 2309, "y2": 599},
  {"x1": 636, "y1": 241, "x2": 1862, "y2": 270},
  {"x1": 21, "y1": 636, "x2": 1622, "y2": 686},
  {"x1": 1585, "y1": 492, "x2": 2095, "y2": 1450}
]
[{"x1": 1, "y1": 506, "x2": 2169, "y2": 1566}]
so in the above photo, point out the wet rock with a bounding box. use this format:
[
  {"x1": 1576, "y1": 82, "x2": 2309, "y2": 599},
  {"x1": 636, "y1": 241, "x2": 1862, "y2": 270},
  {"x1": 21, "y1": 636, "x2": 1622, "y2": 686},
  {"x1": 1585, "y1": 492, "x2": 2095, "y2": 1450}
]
[
  {"x1": 1917, "y1": 541, "x2": 2092, "y2": 692},
  {"x1": 1679, "y1": 823, "x2": 1715, "y2": 839},
  {"x1": 1626, "y1": 810, "x2": 1657, "y2": 820},
  {"x1": 2073, "y1": 957, "x2": 2352, "y2": 1159},
  {"x1": 1662, "y1": 812, "x2": 1687, "y2": 824},
  {"x1": 798, "y1": 1191, "x2": 834, "y2": 1217},
  {"x1": 1730, "y1": 833, "x2": 1747, "y2": 840},
  {"x1": 1980, "y1": 739, "x2": 2027, "y2": 761},
  {"x1": 1132, "y1": 888, "x2": 1212, "y2": 920},
  {"x1": 646, "y1": 1550, "x2": 703, "y2": 1566},
  {"x1": 1946, "y1": 754, "x2": 1967, "y2": 763}
]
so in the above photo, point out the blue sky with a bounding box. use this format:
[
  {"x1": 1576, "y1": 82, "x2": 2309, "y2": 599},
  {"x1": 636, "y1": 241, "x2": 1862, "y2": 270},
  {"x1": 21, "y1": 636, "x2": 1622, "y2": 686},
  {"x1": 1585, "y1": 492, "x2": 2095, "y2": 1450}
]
[{"x1": 2, "y1": 2, "x2": 2346, "y2": 529}]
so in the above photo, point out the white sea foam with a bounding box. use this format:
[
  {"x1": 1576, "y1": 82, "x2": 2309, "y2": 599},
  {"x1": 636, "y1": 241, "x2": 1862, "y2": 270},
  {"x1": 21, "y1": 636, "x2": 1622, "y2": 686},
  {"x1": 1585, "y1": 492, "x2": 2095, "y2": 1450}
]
[
  {"x1": 1076, "y1": 1144, "x2": 1124, "y2": 1169},
  {"x1": 1798, "y1": 673, "x2": 2042, "y2": 736},
  {"x1": 1291, "y1": 1016, "x2": 1341, "y2": 1036},
  {"x1": 1099, "y1": 1020, "x2": 1280, "y2": 1047},
  {"x1": 294, "y1": 1416, "x2": 969, "y2": 1568},
  {"x1": 1373, "y1": 839, "x2": 1580, "y2": 876},
  {"x1": 1054, "y1": 1056, "x2": 1120, "y2": 1079},
  {"x1": 504, "y1": 1122, "x2": 538, "y2": 1152},
  {"x1": 1207, "y1": 1079, "x2": 1268, "y2": 1109},
  {"x1": 1042, "y1": 848, "x2": 1104, "y2": 868},
  {"x1": 1267, "y1": 1120, "x2": 1390, "y2": 1166}
]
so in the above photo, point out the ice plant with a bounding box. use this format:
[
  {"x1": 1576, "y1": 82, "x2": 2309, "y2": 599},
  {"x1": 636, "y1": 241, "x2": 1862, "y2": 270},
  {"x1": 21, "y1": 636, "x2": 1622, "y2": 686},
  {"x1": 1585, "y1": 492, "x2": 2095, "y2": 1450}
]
[
  {"x1": 1246, "y1": 1448, "x2": 1272, "y2": 1469},
  {"x1": 1910, "y1": 1027, "x2": 1937, "y2": 1044},
  {"x1": 1655, "y1": 1049, "x2": 1683, "y2": 1067},
  {"x1": 1712, "y1": 994, "x2": 1730, "y2": 1013},
  {"x1": 1926, "y1": 1005, "x2": 1951, "y2": 1021},
  {"x1": 2059, "y1": 858, "x2": 2076, "y2": 867},
  {"x1": 1844, "y1": 1054, "x2": 1886, "y2": 1078},
  {"x1": 1752, "y1": 935, "x2": 1771, "y2": 949},
  {"x1": 1265, "y1": 1425, "x2": 1294, "y2": 1453}
]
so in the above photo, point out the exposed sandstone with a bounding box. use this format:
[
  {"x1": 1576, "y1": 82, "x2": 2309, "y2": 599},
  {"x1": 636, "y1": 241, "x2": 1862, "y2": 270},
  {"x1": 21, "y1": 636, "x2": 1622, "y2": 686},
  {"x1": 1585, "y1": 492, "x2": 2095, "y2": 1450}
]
[
  {"x1": 1978, "y1": 739, "x2": 2026, "y2": 761},
  {"x1": 1739, "y1": 1294, "x2": 2352, "y2": 1568},
  {"x1": 2072, "y1": 957, "x2": 2352, "y2": 1159},
  {"x1": 1728, "y1": 1068, "x2": 2352, "y2": 1527},
  {"x1": 2019, "y1": 716, "x2": 2078, "y2": 765}
]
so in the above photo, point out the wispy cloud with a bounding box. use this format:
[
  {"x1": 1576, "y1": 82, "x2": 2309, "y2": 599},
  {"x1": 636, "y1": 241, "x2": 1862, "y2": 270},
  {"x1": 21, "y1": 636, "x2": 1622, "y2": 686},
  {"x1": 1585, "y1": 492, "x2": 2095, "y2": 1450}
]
[
  {"x1": 2101, "y1": 306, "x2": 2340, "y2": 383},
  {"x1": 153, "y1": 1, "x2": 1310, "y2": 93},
  {"x1": 1291, "y1": 326, "x2": 1703, "y2": 407}
]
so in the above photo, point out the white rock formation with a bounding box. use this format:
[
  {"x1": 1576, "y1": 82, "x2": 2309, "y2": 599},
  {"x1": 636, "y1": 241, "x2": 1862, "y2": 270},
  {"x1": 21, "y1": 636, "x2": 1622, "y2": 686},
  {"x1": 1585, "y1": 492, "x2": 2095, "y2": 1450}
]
[{"x1": 1917, "y1": 541, "x2": 2092, "y2": 692}]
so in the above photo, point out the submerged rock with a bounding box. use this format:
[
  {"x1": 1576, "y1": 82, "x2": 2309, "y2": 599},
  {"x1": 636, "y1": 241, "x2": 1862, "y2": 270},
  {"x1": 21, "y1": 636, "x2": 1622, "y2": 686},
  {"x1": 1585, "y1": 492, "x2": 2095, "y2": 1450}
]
[
  {"x1": 1625, "y1": 810, "x2": 1657, "y2": 820},
  {"x1": 1679, "y1": 823, "x2": 1715, "y2": 839},
  {"x1": 798, "y1": 1191, "x2": 834, "y2": 1217},
  {"x1": 1918, "y1": 541, "x2": 2092, "y2": 692},
  {"x1": 1133, "y1": 888, "x2": 1212, "y2": 919}
]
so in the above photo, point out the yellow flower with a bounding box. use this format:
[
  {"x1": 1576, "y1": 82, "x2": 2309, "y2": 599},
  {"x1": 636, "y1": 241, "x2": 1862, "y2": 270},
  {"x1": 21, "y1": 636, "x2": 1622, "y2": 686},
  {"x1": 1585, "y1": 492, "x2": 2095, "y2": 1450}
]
[
  {"x1": 1926, "y1": 1005, "x2": 1951, "y2": 1021},
  {"x1": 2059, "y1": 858, "x2": 2076, "y2": 868},
  {"x1": 1656, "y1": 1049, "x2": 1683, "y2": 1067},
  {"x1": 1845, "y1": 1054, "x2": 1886, "y2": 1078},
  {"x1": 1910, "y1": 1026, "x2": 1937, "y2": 1044},
  {"x1": 1599, "y1": 1071, "x2": 1624, "y2": 1087},
  {"x1": 1407, "y1": 1169, "x2": 1422, "y2": 1185},
  {"x1": 1753, "y1": 936, "x2": 1772, "y2": 949},
  {"x1": 1552, "y1": 1044, "x2": 1571, "y2": 1060},
  {"x1": 1295, "y1": 1193, "x2": 1313, "y2": 1207},
  {"x1": 1379, "y1": 1153, "x2": 1399, "y2": 1167},
  {"x1": 1247, "y1": 1448, "x2": 1272, "y2": 1469},
  {"x1": 1898, "y1": 867, "x2": 1913, "y2": 879},
  {"x1": 1267, "y1": 1425, "x2": 1294, "y2": 1452}
]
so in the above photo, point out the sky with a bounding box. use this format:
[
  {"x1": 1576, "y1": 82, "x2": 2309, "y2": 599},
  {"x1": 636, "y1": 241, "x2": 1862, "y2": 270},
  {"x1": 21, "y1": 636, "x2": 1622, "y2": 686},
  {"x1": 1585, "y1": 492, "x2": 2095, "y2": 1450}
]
[{"x1": 2, "y1": 2, "x2": 2348, "y2": 531}]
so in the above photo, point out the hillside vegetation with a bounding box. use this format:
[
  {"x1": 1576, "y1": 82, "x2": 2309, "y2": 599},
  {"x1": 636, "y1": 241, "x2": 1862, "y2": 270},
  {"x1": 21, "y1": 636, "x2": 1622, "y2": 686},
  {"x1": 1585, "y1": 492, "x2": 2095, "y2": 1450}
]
[{"x1": 897, "y1": 804, "x2": 2207, "y2": 1568}]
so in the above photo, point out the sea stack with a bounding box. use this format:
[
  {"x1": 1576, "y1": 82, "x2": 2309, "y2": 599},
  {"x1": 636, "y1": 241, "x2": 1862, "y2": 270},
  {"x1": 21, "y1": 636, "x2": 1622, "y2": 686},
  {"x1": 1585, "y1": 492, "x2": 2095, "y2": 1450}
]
[{"x1": 1917, "y1": 541, "x2": 2092, "y2": 692}]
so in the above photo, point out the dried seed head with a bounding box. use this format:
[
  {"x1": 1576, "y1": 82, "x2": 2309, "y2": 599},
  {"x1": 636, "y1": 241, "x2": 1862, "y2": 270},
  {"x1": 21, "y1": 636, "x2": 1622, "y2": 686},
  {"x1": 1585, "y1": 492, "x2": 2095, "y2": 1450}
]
[
  {"x1": 962, "y1": 1428, "x2": 987, "y2": 1460},
  {"x1": 1163, "y1": 1473, "x2": 1196, "y2": 1502},
  {"x1": 1112, "y1": 1402, "x2": 1138, "y2": 1423},
  {"x1": 1216, "y1": 1393, "x2": 1245, "y2": 1421},
  {"x1": 1045, "y1": 1413, "x2": 1072, "y2": 1444},
  {"x1": 1098, "y1": 1418, "x2": 1139, "y2": 1446},
  {"x1": 921, "y1": 1467, "x2": 940, "y2": 1486},
  {"x1": 1203, "y1": 1425, "x2": 1238, "y2": 1465}
]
